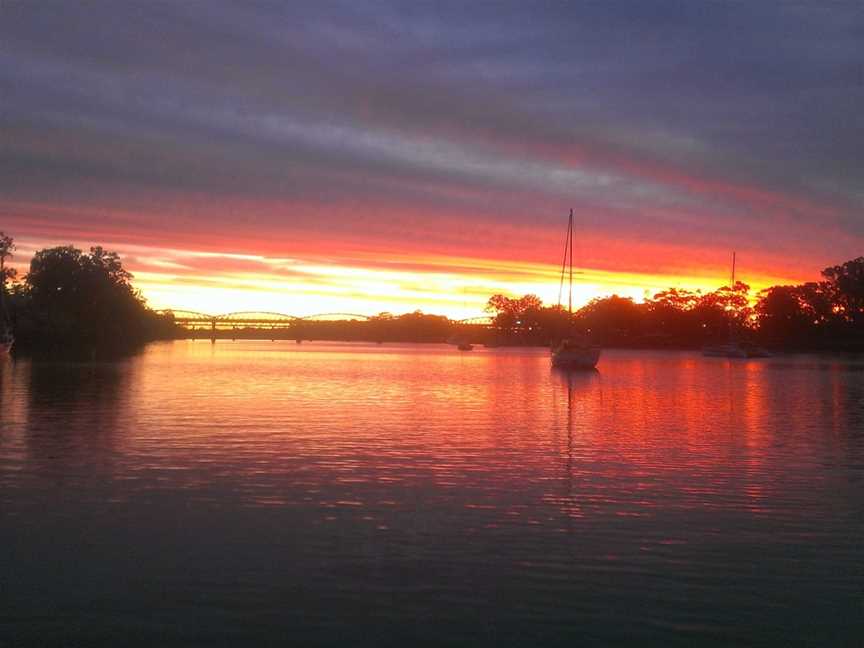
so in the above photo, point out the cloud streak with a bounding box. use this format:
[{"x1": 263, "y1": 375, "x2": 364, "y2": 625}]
[{"x1": 1, "y1": 1, "x2": 862, "y2": 314}]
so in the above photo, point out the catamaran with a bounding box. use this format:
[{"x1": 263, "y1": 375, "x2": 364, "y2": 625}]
[{"x1": 551, "y1": 209, "x2": 601, "y2": 369}]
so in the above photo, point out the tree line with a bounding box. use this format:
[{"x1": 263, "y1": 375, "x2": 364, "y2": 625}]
[
  {"x1": 484, "y1": 257, "x2": 864, "y2": 351},
  {"x1": 2, "y1": 231, "x2": 862, "y2": 352}
]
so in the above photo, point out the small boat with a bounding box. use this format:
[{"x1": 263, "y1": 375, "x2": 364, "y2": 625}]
[
  {"x1": 449, "y1": 333, "x2": 473, "y2": 351},
  {"x1": 552, "y1": 209, "x2": 600, "y2": 370},
  {"x1": 702, "y1": 342, "x2": 748, "y2": 358},
  {"x1": 741, "y1": 342, "x2": 771, "y2": 358},
  {"x1": 703, "y1": 341, "x2": 770, "y2": 358}
]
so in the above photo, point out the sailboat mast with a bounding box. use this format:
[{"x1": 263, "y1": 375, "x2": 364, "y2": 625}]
[
  {"x1": 727, "y1": 251, "x2": 737, "y2": 341},
  {"x1": 568, "y1": 209, "x2": 573, "y2": 314},
  {"x1": 730, "y1": 251, "x2": 736, "y2": 288},
  {"x1": 558, "y1": 213, "x2": 569, "y2": 309}
]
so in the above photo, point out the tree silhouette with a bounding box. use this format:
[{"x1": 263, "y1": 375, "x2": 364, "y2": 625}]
[
  {"x1": 822, "y1": 257, "x2": 864, "y2": 327},
  {"x1": 12, "y1": 244, "x2": 174, "y2": 352},
  {"x1": 577, "y1": 295, "x2": 645, "y2": 345},
  {"x1": 0, "y1": 232, "x2": 15, "y2": 288}
]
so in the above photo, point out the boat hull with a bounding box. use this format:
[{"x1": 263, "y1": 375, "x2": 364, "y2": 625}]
[
  {"x1": 702, "y1": 343, "x2": 770, "y2": 358},
  {"x1": 552, "y1": 346, "x2": 601, "y2": 369},
  {"x1": 702, "y1": 345, "x2": 747, "y2": 358}
]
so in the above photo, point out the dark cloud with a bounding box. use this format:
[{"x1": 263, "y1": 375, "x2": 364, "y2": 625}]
[{"x1": 1, "y1": 1, "x2": 862, "y2": 272}]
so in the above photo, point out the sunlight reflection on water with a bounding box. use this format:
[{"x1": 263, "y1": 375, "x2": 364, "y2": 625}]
[{"x1": 1, "y1": 342, "x2": 862, "y2": 645}]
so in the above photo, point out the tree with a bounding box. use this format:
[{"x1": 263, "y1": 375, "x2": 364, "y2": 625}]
[
  {"x1": 577, "y1": 295, "x2": 646, "y2": 345},
  {"x1": 649, "y1": 287, "x2": 701, "y2": 312},
  {"x1": 756, "y1": 281, "x2": 836, "y2": 348},
  {"x1": 485, "y1": 294, "x2": 548, "y2": 338},
  {"x1": 0, "y1": 231, "x2": 15, "y2": 289},
  {"x1": 686, "y1": 281, "x2": 753, "y2": 343},
  {"x1": 755, "y1": 285, "x2": 812, "y2": 345},
  {"x1": 22, "y1": 245, "x2": 172, "y2": 350},
  {"x1": 822, "y1": 257, "x2": 864, "y2": 327},
  {"x1": 645, "y1": 288, "x2": 703, "y2": 345}
]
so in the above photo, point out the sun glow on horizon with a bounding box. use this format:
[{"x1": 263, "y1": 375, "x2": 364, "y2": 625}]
[
  {"x1": 4, "y1": 235, "x2": 815, "y2": 320},
  {"x1": 125, "y1": 250, "x2": 797, "y2": 319}
]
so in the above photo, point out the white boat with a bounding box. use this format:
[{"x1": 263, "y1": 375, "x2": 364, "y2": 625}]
[{"x1": 552, "y1": 209, "x2": 600, "y2": 370}]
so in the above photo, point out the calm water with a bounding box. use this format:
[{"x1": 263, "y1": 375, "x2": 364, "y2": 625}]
[{"x1": 1, "y1": 342, "x2": 862, "y2": 646}]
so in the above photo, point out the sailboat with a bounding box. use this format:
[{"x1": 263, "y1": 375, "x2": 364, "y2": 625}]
[
  {"x1": 0, "y1": 249, "x2": 13, "y2": 356},
  {"x1": 551, "y1": 209, "x2": 601, "y2": 369},
  {"x1": 702, "y1": 252, "x2": 769, "y2": 359}
]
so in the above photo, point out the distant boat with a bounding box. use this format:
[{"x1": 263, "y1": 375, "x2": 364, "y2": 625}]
[
  {"x1": 448, "y1": 333, "x2": 473, "y2": 351},
  {"x1": 552, "y1": 209, "x2": 601, "y2": 370},
  {"x1": 702, "y1": 342, "x2": 748, "y2": 358},
  {"x1": 703, "y1": 341, "x2": 771, "y2": 359},
  {"x1": 702, "y1": 252, "x2": 770, "y2": 359}
]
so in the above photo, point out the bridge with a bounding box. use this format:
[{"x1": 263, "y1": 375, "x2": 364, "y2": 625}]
[{"x1": 158, "y1": 310, "x2": 493, "y2": 342}]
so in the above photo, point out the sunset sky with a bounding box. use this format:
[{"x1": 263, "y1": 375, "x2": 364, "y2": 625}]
[{"x1": 2, "y1": 2, "x2": 862, "y2": 318}]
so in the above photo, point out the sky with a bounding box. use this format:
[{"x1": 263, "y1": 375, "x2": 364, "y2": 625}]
[{"x1": 1, "y1": 2, "x2": 862, "y2": 318}]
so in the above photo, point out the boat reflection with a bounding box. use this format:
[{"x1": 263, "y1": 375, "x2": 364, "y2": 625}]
[{"x1": 552, "y1": 365, "x2": 601, "y2": 412}]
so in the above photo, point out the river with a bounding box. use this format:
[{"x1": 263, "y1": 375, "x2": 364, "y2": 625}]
[{"x1": 1, "y1": 342, "x2": 862, "y2": 645}]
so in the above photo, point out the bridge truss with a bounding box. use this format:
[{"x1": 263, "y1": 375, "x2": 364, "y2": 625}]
[{"x1": 158, "y1": 310, "x2": 492, "y2": 341}]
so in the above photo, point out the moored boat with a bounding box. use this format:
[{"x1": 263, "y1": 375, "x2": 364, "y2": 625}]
[
  {"x1": 703, "y1": 341, "x2": 770, "y2": 359},
  {"x1": 702, "y1": 342, "x2": 748, "y2": 358},
  {"x1": 552, "y1": 337, "x2": 600, "y2": 369},
  {"x1": 449, "y1": 333, "x2": 473, "y2": 351},
  {"x1": 552, "y1": 209, "x2": 600, "y2": 370}
]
